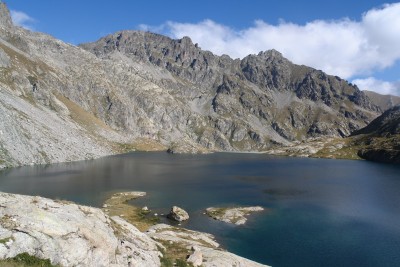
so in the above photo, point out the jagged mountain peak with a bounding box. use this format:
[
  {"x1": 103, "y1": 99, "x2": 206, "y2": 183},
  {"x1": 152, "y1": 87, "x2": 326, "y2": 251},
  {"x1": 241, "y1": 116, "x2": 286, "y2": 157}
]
[
  {"x1": 0, "y1": 1, "x2": 13, "y2": 29},
  {"x1": 258, "y1": 49, "x2": 284, "y2": 59}
]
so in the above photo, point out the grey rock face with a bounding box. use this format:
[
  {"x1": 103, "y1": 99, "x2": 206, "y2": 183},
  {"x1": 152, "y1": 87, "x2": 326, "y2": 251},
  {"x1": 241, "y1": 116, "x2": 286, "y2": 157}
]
[
  {"x1": 0, "y1": 47, "x2": 10, "y2": 68},
  {"x1": 0, "y1": 3, "x2": 13, "y2": 29},
  {"x1": 0, "y1": 192, "x2": 160, "y2": 267}
]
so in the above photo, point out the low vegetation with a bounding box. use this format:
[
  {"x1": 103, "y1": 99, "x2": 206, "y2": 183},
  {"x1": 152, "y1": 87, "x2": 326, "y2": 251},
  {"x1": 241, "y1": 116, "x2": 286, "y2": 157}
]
[
  {"x1": 158, "y1": 243, "x2": 193, "y2": 267},
  {"x1": 0, "y1": 253, "x2": 57, "y2": 267},
  {"x1": 103, "y1": 192, "x2": 160, "y2": 231}
]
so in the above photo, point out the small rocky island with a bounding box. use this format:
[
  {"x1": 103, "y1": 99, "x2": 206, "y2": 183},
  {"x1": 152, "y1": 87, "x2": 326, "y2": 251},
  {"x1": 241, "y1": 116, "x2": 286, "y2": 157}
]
[{"x1": 206, "y1": 206, "x2": 265, "y2": 225}]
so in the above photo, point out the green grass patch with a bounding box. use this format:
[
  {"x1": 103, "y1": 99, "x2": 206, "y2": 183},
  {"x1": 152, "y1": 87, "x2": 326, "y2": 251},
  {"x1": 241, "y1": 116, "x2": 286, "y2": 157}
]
[
  {"x1": 176, "y1": 259, "x2": 192, "y2": 267},
  {"x1": 0, "y1": 237, "x2": 11, "y2": 244},
  {"x1": 160, "y1": 256, "x2": 174, "y2": 267},
  {"x1": 206, "y1": 207, "x2": 228, "y2": 218},
  {"x1": 158, "y1": 240, "x2": 193, "y2": 267},
  {"x1": 0, "y1": 253, "x2": 57, "y2": 267}
]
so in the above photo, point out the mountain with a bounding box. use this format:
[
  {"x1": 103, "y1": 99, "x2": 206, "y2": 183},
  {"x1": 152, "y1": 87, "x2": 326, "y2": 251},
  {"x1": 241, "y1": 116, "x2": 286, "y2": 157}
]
[
  {"x1": 0, "y1": 3, "x2": 381, "y2": 168},
  {"x1": 80, "y1": 31, "x2": 379, "y2": 146},
  {"x1": 364, "y1": 90, "x2": 400, "y2": 111}
]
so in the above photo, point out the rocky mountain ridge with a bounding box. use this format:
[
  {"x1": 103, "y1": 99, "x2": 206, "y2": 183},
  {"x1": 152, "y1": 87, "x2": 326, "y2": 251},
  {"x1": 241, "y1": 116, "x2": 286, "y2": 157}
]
[
  {"x1": 81, "y1": 31, "x2": 380, "y2": 149},
  {"x1": 351, "y1": 105, "x2": 400, "y2": 163}
]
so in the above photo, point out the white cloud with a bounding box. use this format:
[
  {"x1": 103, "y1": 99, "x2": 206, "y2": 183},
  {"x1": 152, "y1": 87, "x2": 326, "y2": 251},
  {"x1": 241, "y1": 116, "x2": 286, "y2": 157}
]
[
  {"x1": 352, "y1": 77, "x2": 400, "y2": 96},
  {"x1": 10, "y1": 10, "x2": 35, "y2": 30},
  {"x1": 142, "y1": 3, "x2": 400, "y2": 80}
]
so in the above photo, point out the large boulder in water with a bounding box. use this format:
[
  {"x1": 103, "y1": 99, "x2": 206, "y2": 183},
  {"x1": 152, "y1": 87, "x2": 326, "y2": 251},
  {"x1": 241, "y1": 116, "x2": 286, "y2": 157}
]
[{"x1": 168, "y1": 206, "x2": 189, "y2": 222}]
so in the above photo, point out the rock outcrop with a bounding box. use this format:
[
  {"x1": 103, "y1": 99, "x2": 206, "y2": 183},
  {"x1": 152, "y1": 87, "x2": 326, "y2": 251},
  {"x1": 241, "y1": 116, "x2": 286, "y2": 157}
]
[
  {"x1": 168, "y1": 206, "x2": 189, "y2": 222},
  {"x1": 0, "y1": 192, "x2": 161, "y2": 267},
  {"x1": 206, "y1": 206, "x2": 264, "y2": 225}
]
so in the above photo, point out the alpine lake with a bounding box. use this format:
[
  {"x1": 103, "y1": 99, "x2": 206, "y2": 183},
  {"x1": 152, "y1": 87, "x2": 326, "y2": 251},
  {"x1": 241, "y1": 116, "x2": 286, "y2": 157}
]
[{"x1": 0, "y1": 152, "x2": 399, "y2": 267}]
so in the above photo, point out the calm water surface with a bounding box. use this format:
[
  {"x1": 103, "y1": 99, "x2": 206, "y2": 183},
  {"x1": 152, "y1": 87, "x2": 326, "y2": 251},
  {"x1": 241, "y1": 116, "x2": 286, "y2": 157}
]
[{"x1": 0, "y1": 152, "x2": 400, "y2": 267}]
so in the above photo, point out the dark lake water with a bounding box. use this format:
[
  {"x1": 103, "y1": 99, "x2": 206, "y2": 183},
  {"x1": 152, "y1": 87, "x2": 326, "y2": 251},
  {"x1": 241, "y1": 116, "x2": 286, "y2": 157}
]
[{"x1": 1, "y1": 152, "x2": 400, "y2": 267}]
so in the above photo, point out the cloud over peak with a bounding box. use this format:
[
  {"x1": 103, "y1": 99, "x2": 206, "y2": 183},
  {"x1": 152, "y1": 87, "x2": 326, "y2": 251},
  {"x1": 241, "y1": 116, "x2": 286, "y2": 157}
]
[
  {"x1": 352, "y1": 77, "x2": 400, "y2": 96},
  {"x1": 141, "y1": 3, "x2": 400, "y2": 82},
  {"x1": 11, "y1": 10, "x2": 35, "y2": 30}
]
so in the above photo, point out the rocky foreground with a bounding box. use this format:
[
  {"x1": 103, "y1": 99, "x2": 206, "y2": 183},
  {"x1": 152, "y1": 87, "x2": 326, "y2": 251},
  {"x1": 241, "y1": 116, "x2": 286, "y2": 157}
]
[{"x1": 0, "y1": 192, "x2": 269, "y2": 267}]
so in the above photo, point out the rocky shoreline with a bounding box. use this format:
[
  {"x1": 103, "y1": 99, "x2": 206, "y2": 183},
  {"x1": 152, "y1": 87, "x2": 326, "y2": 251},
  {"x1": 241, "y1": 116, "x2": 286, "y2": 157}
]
[{"x1": 0, "y1": 192, "x2": 269, "y2": 266}]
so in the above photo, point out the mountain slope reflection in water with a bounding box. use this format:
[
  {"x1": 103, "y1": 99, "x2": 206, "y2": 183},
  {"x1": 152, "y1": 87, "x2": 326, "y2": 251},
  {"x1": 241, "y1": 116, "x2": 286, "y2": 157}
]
[{"x1": 0, "y1": 152, "x2": 399, "y2": 267}]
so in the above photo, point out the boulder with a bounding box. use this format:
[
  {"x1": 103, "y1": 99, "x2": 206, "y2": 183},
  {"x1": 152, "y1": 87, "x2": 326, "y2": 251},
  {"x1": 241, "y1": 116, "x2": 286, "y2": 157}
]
[{"x1": 168, "y1": 206, "x2": 189, "y2": 222}]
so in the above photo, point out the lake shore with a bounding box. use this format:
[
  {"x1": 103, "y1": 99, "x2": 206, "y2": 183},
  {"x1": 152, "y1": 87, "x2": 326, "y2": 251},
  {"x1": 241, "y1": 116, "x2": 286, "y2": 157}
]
[{"x1": 0, "y1": 191, "x2": 269, "y2": 267}]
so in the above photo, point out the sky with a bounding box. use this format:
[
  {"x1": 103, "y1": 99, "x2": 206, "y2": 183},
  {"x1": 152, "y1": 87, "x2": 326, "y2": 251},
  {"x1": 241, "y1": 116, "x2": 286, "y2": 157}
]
[{"x1": 4, "y1": 0, "x2": 400, "y2": 96}]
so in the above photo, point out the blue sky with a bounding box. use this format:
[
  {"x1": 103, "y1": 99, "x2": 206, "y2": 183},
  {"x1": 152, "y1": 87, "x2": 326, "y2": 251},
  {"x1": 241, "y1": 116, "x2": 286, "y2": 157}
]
[{"x1": 5, "y1": 0, "x2": 400, "y2": 95}]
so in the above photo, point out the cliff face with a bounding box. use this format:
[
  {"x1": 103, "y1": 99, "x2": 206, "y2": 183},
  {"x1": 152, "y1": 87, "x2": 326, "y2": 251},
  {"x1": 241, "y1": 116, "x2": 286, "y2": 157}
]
[{"x1": 0, "y1": 2, "x2": 381, "y2": 167}]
